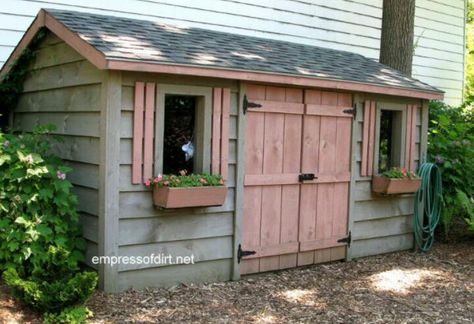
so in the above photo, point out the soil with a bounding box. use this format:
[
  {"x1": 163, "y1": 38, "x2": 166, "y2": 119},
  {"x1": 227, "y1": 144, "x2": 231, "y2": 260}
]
[{"x1": 1, "y1": 241, "x2": 472, "y2": 323}]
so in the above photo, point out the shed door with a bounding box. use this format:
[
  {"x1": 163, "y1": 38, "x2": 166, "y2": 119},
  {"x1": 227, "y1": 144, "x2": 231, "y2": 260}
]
[{"x1": 241, "y1": 85, "x2": 352, "y2": 275}]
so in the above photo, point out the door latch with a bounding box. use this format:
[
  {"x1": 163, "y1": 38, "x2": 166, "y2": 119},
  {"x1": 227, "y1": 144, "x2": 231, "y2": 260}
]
[
  {"x1": 237, "y1": 244, "x2": 256, "y2": 263},
  {"x1": 299, "y1": 173, "x2": 316, "y2": 182}
]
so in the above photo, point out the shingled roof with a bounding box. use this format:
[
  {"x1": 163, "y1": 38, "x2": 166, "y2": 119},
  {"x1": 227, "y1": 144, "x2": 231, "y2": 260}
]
[{"x1": 2, "y1": 9, "x2": 443, "y2": 99}]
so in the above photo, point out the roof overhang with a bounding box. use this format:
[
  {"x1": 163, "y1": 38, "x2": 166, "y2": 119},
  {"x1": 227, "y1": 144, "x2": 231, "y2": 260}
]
[{"x1": 1, "y1": 9, "x2": 444, "y2": 101}]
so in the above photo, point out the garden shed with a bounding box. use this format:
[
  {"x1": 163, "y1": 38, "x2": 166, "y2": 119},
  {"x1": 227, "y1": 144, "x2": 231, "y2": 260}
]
[{"x1": 1, "y1": 9, "x2": 443, "y2": 293}]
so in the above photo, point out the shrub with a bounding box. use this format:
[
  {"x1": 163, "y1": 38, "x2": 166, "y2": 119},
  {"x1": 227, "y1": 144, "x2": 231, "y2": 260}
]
[
  {"x1": 427, "y1": 101, "x2": 474, "y2": 235},
  {"x1": 0, "y1": 126, "x2": 97, "y2": 321}
]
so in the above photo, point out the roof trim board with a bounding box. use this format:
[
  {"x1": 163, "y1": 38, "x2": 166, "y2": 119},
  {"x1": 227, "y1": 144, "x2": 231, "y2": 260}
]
[{"x1": 0, "y1": 9, "x2": 444, "y2": 100}]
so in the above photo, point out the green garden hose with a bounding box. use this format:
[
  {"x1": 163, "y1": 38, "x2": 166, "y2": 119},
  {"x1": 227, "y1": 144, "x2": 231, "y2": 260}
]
[{"x1": 414, "y1": 162, "x2": 443, "y2": 252}]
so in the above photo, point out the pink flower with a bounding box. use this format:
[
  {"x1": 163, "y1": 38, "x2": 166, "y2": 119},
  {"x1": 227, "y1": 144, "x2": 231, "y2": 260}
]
[
  {"x1": 56, "y1": 171, "x2": 66, "y2": 180},
  {"x1": 3, "y1": 140, "x2": 10, "y2": 147},
  {"x1": 179, "y1": 169, "x2": 187, "y2": 176},
  {"x1": 144, "y1": 179, "x2": 151, "y2": 187},
  {"x1": 25, "y1": 154, "x2": 34, "y2": 164},
  {"x1": 199, "y1": 178, "x2": 208, "y2": 185},
  {"x1": 153, "y1": 174, "x2": 162, "y2": 183}
]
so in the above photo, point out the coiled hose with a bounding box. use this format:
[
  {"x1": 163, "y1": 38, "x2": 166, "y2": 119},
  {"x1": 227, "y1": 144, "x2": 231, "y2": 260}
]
[{"x1": 414, "y1": 162, "x2": 443, "y2": 252}]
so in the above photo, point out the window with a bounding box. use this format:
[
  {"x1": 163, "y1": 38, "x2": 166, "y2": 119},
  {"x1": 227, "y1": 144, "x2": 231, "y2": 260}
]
[
  {"x1": 155, "y1": 85, "x2": 212, "y2": 175},
  {"x1": 375, "y1": 105, "x2": 405, "y2": 174},
  {"x1": 163, "y1": 95, "x2": 196, "y2": 174}
]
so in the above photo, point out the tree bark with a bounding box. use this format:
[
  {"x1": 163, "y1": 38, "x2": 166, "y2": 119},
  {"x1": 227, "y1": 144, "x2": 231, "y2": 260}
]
[{"x1": 379, "y1": 0, "x2": 416, "y2": 76}]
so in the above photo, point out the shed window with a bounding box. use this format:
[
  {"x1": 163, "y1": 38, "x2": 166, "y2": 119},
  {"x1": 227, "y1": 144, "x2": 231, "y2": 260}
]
[
  {"x1": 155, "y1": 85, "x2": 212, "y2": 176},
  {"x1": 163, "y1": 95, "x2": 196, "y2": 174},
  {"x1": 377, "y1": 109, "x2": 403, "y2": 173}
]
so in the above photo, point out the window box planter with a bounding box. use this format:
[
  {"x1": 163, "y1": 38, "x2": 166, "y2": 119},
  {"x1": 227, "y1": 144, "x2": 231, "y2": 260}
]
[
  {"x1": 153, "y1": 186, "x2": 227, "y2": 208},
  {"x1": 372, "y1": 176, "x2": 421, "y2": 194}
]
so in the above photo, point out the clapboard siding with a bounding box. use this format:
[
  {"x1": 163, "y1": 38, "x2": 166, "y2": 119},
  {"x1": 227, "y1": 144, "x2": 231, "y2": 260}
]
[
  {"x1": 349, "y1": 97, "x2": 423, "y2": 259},
  {"x1": 117, "y1": 259, "x2": 232, "y2": 291},
  {"x1": 11, "y1": 36, "x2": 102, "y2": 268},
  {"x1": 0, "y1": 0, "x2": 464, "y2": 104},
  {"x1": 116, "y1": 72, "x2": 237, "y2": 285}
]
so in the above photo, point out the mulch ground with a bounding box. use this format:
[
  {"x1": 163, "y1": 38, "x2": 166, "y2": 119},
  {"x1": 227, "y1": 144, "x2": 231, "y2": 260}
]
[{"x1": 1, "y1": 241, "x2": 473, "y2": 323}]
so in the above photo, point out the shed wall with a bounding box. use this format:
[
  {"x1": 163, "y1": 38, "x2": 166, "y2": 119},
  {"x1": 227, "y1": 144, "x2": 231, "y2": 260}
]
[
  {"x1": 117, "y1": 72, "x2": 239, "y2": 290},
  {"x1": 0, "y1": 0, "x2": 465, "y2": 104},
  {"x1": 348, "y1": 96, "x2": 425, "y2": 259},
  {"x1": 11, "y1": 33, "x2": 103, "y2": 270}
]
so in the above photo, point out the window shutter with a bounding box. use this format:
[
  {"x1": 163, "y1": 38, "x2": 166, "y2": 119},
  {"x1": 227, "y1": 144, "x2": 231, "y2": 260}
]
[
  {"x1": 405, "y1": 104, "x2": 417, "y2": 172},
  {"x1": 132, "y1": 81, "x2": 156, "y2": 184},
  {"x1": 361, "y1": 100, "x2": 376, "y2": 177},
  {"x1": 211, "y1": 87, "x2": 231, "y2": 180}
]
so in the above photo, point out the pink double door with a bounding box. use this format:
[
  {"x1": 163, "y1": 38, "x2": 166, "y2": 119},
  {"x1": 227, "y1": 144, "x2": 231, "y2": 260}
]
[{"x1": 241, "y1": 84, "x2": 352, "y2": 274}]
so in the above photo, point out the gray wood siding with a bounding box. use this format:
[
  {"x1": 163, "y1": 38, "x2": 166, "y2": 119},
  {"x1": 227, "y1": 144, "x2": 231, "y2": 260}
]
[
  {"x1": 349, "y1": 97, "x2": 424, "y2": 259},
  {"x1": 117, "y1": 72, "x2": 238, "y2": 289},
  {"x1": 0, "y1": 0, "x2": 465, "y2": 104},
  {"x1": 11, "y1": 33, "x2": 102, "y2": 269}
]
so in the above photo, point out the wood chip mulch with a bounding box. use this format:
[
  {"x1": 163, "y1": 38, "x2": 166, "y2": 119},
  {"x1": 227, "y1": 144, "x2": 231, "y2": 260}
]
[{"x1": 1, "y1": 241, "x2": 473, "y2": 323}]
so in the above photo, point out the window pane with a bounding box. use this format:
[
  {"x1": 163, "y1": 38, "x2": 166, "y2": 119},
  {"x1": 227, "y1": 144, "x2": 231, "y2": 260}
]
[
  {"x1": 379, "y1": 110, "x2": 394, "y2": 173},
  {"x1": 163, "y1": 95, "x2": 196, "y2": 174}
]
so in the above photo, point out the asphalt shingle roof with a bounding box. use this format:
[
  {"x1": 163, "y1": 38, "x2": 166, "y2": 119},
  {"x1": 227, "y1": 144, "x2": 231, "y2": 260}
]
[{"x1": 45, "y1": 9, "x2": 442, "y2": 94}]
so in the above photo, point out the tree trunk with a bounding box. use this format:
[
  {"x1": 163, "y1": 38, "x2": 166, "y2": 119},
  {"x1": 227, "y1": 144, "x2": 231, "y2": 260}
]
[{"x1": 379, "y1": 0, "x2": 416, "y2": 76}]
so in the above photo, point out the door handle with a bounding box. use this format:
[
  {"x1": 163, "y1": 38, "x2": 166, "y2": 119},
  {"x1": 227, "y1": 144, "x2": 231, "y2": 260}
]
[{"x1": 299, "y1": 173, "x2": 317, "y2": 182}]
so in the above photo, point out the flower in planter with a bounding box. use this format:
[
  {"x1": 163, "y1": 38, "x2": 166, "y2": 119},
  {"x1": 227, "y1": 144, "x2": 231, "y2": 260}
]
[
  {"x1": 380, "y1": 167, "x2": 419, "y2": 179},
  {"x1": 144, "y1": 169, "x2": 225, "y2": 188}
]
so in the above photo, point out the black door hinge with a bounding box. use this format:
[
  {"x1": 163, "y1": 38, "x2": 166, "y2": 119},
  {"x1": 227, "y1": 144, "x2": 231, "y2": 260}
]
[
  {"x1": 337, "y1": 231, "x2": 352, "y2": 247},
  {"x1": 243, "y1": 95, "x2": 262, "y2": 114},
  {"x1": 237, "y1": 244, "x2": 256, "y2": 263},
  {"x1": 343, "y1": 104, "x2": 357, "y2": 118}
]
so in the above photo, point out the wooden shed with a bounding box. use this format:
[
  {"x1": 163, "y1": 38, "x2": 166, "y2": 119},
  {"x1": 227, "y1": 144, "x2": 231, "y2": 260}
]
[{"x1": 1, "y1": 9, "x2": 443, "y2": 292}]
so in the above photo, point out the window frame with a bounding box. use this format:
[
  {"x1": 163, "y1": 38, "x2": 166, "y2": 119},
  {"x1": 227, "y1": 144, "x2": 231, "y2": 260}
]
[
  {"x1": 154, "y1": 84, "x2": 213, "y2": 175},
  {"x1": 373, "y1": 102, "x2": 407, "y2": 174}
]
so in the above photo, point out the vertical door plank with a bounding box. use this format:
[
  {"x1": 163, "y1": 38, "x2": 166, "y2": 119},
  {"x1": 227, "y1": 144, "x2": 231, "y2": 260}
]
[
  {"x1": 316, "y1": 183, "x2": 334, "y2": 240},
  {"x1": 142, "y1": 82, "x2": 155, "y2": 182},
  {"x1": 299, "y1": 89, "x2": 322, "y2": 266},
  {"x1": 132, "y1": 82, "x2": 144, "y2": 184},
  {"x1": 241, "y1": 110, "x2": 265, "y2": 274},
  {"x1": 211, "y1": 88, "x2": 222, "y2": 175},
  {"x1": 241, "y1": 186, "x2": 262, "y2": 274},
  {"x1": 220, "y1": 88, "x2": 231, "y2": 179},
  {"x1": 318, "y1": 116, "x2": 337, "y2": 175},
  {"x1": 280, "y1": 113, "x2": 302, "y2": 269},
  {"x1": 260, "y1": 106, "x2": 284, "y2": 272}
]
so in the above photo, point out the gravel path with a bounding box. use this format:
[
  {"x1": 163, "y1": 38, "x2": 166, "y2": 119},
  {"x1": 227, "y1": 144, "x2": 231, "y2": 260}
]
[{"x1": 1, "y1": 242, "x2": 473, "y2": 323}]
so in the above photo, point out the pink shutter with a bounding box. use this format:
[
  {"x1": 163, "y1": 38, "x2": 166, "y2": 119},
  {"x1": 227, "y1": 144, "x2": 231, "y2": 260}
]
[
  {"x1": 211, "y1": 87, "x2": 230, "y2": 180},
  {"x1": 143, "y1": 83, "x2": 156, "y2": 182},
  {"x1": 132, "y1": 82, "x2": 156, "y2": 184},
  {"x1": 361, "y1": 100, "x2": 376, "y2": 177},
  {"x1": 132, "y1": 82, "x2": 145, "y2": 184},
  {"x1": 405, "y1": 104, "x2": 417, "y2": 172}
]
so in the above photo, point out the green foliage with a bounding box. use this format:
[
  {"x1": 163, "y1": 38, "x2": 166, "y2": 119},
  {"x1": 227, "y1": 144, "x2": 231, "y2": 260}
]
[
  {"x1": 43, "y1": 306, "x2": 93, "y2": 324},
  {"x1": 381, "y1": 167, "x2": 418, "y2": 179},
  {"x1": 0, "y1": 125, "x2": 97, "y2": 321},
  {"x1": 146, "y1": 172, "x2": 225, "y2": 188},
  {"x1": 428, "y1": 101, "x2": 474, "y2": 235},
  {"x1": 465, "y1": 0, "x2": 474, "y2": 101},
  {"x1": 0, "y1": 125, "x2": 84, "y2": 275},
  {"x1": 3, "y1": 267, "x2": 97, "y2": 315}
]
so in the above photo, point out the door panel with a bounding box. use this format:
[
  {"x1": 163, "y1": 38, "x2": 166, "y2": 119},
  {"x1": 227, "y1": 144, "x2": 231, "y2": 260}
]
[{"x1": 241, "y1": 85, "x2": 351, "y2": 275}]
